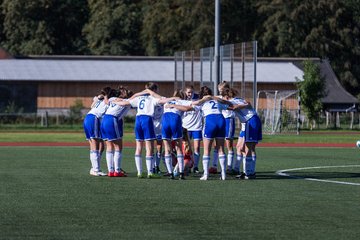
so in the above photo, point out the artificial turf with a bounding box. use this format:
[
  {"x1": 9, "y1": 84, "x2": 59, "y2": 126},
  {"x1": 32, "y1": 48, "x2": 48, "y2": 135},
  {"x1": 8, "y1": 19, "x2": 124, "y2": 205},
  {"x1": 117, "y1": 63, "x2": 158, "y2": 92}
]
[{"x1": 0, "y1": 146, "x2": 359, "y2": 240}]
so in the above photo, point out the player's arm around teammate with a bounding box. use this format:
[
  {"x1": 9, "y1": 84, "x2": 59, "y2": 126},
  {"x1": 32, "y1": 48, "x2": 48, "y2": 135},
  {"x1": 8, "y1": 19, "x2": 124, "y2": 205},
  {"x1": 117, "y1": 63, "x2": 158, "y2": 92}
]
[
  {"x1": 83, "y1": 87, "x2": 112, "y2": 176},
  {"x1": 191, "y1": 86, "x2": 228, "y2": 180}
]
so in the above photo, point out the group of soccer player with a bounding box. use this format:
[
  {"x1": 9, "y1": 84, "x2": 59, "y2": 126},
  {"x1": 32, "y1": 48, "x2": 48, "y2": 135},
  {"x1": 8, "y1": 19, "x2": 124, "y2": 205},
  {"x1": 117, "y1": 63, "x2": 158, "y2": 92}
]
[{"x1": 83, "y1": 81, "x2": 262, "y2": 181}]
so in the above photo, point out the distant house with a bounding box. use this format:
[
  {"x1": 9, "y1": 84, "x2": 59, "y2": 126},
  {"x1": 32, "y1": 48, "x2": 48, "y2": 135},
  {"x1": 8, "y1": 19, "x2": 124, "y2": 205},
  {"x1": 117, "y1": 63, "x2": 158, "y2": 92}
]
[{"x1": 0, "y1": 52, "x2": 358, "y2": 117}]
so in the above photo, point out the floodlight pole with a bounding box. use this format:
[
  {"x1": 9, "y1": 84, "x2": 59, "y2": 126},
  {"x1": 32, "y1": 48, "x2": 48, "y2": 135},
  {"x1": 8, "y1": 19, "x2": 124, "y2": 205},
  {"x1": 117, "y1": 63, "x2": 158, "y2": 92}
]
[{"x1": 214, "y1": 0, "x2": 221, "y2": 96}]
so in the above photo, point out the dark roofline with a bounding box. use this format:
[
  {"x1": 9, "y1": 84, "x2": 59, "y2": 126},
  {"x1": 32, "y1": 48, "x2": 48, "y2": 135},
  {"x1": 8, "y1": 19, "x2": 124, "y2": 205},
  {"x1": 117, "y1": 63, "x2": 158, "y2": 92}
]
[{"x1": 16, "y1": 55, "x2": 175, "y2": 61}]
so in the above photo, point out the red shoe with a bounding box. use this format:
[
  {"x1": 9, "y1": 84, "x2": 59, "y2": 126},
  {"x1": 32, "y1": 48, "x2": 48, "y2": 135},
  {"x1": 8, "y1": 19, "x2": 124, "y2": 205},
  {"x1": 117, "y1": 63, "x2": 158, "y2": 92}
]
[
  {"x1": 114, "y1": 171, "x2": 127, "y2": 177},
  {"x1": 108, "y1": 172, "x2": 115, "y2": 177},
  {"x1": 209, "y1": 167, "x2": 218, "y2": 174}
]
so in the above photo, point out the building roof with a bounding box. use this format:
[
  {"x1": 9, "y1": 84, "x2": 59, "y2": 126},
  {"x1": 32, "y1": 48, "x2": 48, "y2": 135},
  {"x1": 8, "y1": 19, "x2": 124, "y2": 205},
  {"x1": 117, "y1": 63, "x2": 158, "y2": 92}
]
[
  {"x1": 0, "y1": 56, "x2": 303, "y2": 83},
  {"x1": 290, "y1": 58, "x2": 359, "y2": 108}
]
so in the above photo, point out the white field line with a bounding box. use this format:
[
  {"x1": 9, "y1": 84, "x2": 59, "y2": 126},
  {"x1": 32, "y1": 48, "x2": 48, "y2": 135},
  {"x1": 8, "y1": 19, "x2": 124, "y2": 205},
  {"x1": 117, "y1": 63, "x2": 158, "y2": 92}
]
[{"x1": 276, "y1": 165, "x2": 360, "y2": 186}]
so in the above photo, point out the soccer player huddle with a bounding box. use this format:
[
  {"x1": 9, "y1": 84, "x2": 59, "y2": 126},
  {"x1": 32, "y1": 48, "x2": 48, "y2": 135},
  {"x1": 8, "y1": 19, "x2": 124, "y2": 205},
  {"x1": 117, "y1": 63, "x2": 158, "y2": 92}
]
[{"x1": 83, "y1": 82, "x2": 262, "y2": 181}]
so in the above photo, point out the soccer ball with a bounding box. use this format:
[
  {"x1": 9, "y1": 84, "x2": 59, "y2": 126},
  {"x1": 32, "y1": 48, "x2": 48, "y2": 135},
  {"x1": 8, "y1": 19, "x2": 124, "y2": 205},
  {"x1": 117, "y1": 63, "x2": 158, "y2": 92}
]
[{"x1": 356, "y1": 140, "x2": 360, "y2": 148}]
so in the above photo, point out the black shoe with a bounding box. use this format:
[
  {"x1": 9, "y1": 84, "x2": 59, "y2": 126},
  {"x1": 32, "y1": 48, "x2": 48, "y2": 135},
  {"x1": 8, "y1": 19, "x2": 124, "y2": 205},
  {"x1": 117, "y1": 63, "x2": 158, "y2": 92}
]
[
  {"x1": 245, "y1": 173, "x2": 256, "y2": 180},
  {"x1": 236, "y1": 172, "x2": 246, "y2": 179},
  {"x1": 179, "y1": 173, "x2": 186, "y2": 180},
  {"x1": 168, "y1": 173, "x2": 175, "y2": 180},
  {"x1": 193, "y1": 167, "x2": 200, "y2": 174},
  {"x1": 156, "y1": 166, "x2": 161, "y2": 174}
]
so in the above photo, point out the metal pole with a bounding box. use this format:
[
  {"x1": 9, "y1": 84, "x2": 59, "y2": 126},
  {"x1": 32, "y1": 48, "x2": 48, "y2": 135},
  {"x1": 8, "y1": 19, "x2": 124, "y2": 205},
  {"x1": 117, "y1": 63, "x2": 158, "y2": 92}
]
[
  {"x1": 214, "y1": 0, "x2": 221, "y2": 95},
  {"x1": 200, "y1": 48, "x2": 203, "y2": 87},
  {"x1": 182, "y1": 51, "x2": 185, "y2": 89},
  {"x1": 253, "y1": 41, "x2": 257, "y2": 110},
  {"x1": 241, "y1": 42, "x2": 245, "y2": 98},
  {"x1": 174, "y1": 52, "x2": 178, "y2": 91},
  {"x1": 191, "y1": 50, "x2": 194, "y2": 85}
]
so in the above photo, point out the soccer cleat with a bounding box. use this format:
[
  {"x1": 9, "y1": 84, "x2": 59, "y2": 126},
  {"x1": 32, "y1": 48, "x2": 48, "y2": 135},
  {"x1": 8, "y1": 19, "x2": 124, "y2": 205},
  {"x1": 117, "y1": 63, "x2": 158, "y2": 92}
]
[
  {"x1": 200, "y1": 175, "x2": 208, "y2": 181},
  {"x1": 120, "y1": 168, "x2": 127, "y2": 174},
  {"x1": 227, "y1": 169, "x2": 240, "y2": 175},
  {"x1": 163, "y1": 172, "x2": 171, "y2": 177},
  {"x1": 236, "y1": 172, "x2": 246, "y2": 179},
  {"x1": 168, "y1": 173, "x2": 175, "y2": 180},
  {"x1": 209, "y1": 167, "x2": 218, "y2": 174},
  {"x1": 108, "y1": 171, "x2": 115, "y2": 177},
  {"x1": 90, "y1": 169, "x2": 106, "y2": 177},
  {"x1": 193, "y1": 167, "x2": 200, "y2": 174},
  {"x1": 179, "y1": 173, "x2": 186, "y2": 180},
  {"x1": 155, "y1": 166, "x2": 161, "y2": 174},
  {"x1": 97, "y1": 170, "x2": 107, "y2": 176},
  {"x1": 137, "y1": 173, "x2": 145, "y2": 179},
  {"x1": 114, "y1": 171, "x2": 127, "y2": 177},
  {"x1": 245, "y1": 173, "x2": 256, "y2": 180},
  {"x1": 147, "y1": 173, "x2": 161, "y2": 179}
]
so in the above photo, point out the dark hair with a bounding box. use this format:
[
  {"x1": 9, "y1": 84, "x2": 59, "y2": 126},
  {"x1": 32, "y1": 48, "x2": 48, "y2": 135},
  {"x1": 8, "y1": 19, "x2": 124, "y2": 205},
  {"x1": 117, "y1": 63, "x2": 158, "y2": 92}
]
[
  {"x1": 117, "y1": 86, "x2": 134, "y2": 99},
  {"x1": 100, "y1": 86, "x2": 112, "y2": 96},
  {"x1": 173, "y1": 89, "x2": 185, "y2": 99},
  {"x1": 145, "y1": 82, "x2": 158, "y2": 92},
  {"x1": 199, "y1": 86, "x2": 213, "y2": 98}
]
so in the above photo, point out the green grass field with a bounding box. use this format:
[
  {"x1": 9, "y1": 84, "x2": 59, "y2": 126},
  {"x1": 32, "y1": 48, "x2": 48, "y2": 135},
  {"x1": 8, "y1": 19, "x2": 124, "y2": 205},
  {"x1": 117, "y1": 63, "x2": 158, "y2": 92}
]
[
  {"x1": 1, "y1": 145, "x2": 359, "y2": 240},
  {"x1": 0, "y1": 131, "x2": 359, "y2": 144}
]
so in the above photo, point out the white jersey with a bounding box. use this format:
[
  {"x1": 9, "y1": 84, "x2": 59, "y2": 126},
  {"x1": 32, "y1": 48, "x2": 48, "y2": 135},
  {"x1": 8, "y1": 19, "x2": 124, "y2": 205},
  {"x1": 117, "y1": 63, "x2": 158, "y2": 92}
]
[
  {"x1": 218, "y1": 96, "x2": 235, "y2": 119},
  {"x1": 182, "y1": 100, "x2": 203, "y2": 131},
  {"x1": 201, "y1": 100, "x2": 228, "y2": 117},
  {"x1": 128, "y1": 95, "x2": 160, "y2": 117},
  {"x1": 105, "y1": 98, "x2": 130, "y2": 118},
  {"x1": 163, "y1": 99, "x2": 188, "y2": 116},
  {"x1": 153, "y1": 98, "x2": 164, "y2": 123},
  {"x1": 88, "y1": 97, "x2": 109, "y2": 118},
  {"x1": 230, "y1": 98, "x2": 256, "y2": 123}
]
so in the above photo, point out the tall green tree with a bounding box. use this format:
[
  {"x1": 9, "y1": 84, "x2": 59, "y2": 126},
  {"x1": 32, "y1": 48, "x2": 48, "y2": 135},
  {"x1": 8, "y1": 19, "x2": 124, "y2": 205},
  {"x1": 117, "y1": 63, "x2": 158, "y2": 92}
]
[
  {"x1": 255, "y1": 0, "x2": 360, "y2": 96},
  {"x1": 0, "y1": 0, "x2": 5, "y2": 44},
  {"x1": 296, "y1": 60, "x2": 325, "y2": 129},
  {"x1": 83, "y1": 0, "x2": 143, "y2": 55},
  {"x1": 141, "y1": 0, "x2": 214, "y2": 55},
  {"x1": 2, "y1": 0, "x2": 88, "y2": 55}
]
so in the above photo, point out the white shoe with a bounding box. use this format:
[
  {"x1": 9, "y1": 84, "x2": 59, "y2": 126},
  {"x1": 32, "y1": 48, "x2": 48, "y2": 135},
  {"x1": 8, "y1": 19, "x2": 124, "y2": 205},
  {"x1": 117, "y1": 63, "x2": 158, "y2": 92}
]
[
  {"x1": 89, "y1": 169, "x2": 106, "y2": 176},
  {"x1": 97, "y1": 170, "x2": 107, "y2": 176},
  {"x1": 200, "y1": 175, "x2": 208, "y2": 181},
  {"x1": 221, "y1": 171, "x2": 226, "y2": 180}
]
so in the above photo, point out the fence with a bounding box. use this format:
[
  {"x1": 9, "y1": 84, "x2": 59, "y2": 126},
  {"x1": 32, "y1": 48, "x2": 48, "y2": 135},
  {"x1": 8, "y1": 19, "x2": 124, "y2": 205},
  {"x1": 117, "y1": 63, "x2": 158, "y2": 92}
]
[{"x1": 175, "y1": 41, "x2": 257, "y2": 107}]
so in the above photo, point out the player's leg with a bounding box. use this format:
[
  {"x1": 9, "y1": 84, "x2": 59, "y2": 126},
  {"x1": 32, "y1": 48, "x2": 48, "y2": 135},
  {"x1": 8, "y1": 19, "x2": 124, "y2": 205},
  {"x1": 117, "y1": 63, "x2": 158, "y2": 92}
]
[
  {"x1": 163, "y1": 139, "x2": 174, "y2": 179},
  {"x1": 174, "y1": 138, "x2": 185, "y2": 179},
  {"x1": 105, "y1": 141, "x2": 115, "y2": 176},
  {"x1": 145, "y1": 139, "x2": 156, "y2": 177},
  {"x1": 215, "y1": 137, "x2": 227, "y2": 180},
  {"x1": 235, "y1": 134, "x2": 245, "y2": 178},
  {"x1": 113, "y1": 139, "x2": 126, "y2": 177},
  {"x1": 200, "y1": 137, "x2": 213, "y2": 180}
]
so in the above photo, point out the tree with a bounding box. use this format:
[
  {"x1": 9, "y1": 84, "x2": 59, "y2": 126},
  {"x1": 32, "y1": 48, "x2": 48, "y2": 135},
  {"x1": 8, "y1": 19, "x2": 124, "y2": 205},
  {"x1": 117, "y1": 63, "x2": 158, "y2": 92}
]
[
  {"x1": 141, "y1": 0, "x2": 214, "y2": 55},
  {"x1": 83, "y1": 0, "x2": 143, "y2": 55},
  {"x1": 296, "y1": 60, "x2": 325, "y2": 129},
  {"x1": 1, "y1": 0, "x2": 89, "y2": 55},
  {"x1": 255, "y1": 0, "x2": 360, "y2": 97}
]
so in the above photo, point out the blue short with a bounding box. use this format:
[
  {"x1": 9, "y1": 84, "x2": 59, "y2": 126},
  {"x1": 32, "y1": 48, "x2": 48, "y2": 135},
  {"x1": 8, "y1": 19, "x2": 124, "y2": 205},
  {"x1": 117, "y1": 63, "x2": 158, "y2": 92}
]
[
  {"x1": 135, "y1": 115, "x2": 156, "y2": 141},
  {"x1": 188, "y1": 130, "x2": 202, "y2": 140},
  {"x1": 83, "y1": 114, "x2": 101, "y2": 140},
  {"x1": 244, "y1": 115, "x2": 262, "y2": 143},
  {"x1": 203, "y1": 114, "x2": 226, "y2": 139},
  {"x1": 100, "y1": 114, "x2": 123, "y2": 141},
  {"x1": 162, "y1": 112, "x2": 183, "y2": 140},
  {"x1": 225, "y1": 117, "x2": 235, "y2": 139}
]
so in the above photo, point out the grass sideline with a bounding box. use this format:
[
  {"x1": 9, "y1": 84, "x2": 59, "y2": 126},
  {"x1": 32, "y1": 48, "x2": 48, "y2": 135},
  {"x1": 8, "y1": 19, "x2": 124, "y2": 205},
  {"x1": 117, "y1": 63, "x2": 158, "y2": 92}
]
[{"x1": 1, "y1": 146, "x2": 360, "y2": 239}]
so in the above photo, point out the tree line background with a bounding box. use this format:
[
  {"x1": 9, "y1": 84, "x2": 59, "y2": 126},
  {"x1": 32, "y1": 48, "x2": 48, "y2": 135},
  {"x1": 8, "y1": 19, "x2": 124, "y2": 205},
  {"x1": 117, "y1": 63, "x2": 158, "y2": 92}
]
[{"x1": 0, "y1": 0, "x2": 359, "y2": 97}]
